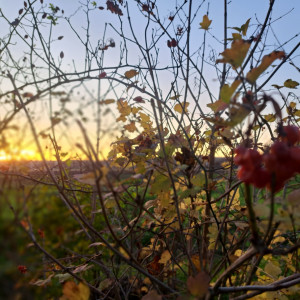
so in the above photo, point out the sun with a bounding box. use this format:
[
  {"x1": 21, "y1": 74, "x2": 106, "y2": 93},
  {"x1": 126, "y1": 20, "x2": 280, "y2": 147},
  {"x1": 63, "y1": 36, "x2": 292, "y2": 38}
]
[{"x1": 0, "y1": 149, "x2": 39, "y2": 161}]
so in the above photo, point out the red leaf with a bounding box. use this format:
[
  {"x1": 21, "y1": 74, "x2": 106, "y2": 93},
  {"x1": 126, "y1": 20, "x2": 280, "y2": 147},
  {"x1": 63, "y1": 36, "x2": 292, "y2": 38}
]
[
  {"x1": 133, "y1": 96, "x2": 145, "y2": 103},
  {"x1": 98, "y1": 72, "x2": 107, "y2": 78}
]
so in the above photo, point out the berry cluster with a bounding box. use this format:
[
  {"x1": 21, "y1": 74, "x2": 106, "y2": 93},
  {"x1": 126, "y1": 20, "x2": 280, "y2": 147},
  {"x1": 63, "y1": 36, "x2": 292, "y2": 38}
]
[
  {"x1": 234, "y1": 125, "x2": 300, "y2": 191},
  {"x1": 18, "y1": 265, "x2": 28, "y2": 274}
]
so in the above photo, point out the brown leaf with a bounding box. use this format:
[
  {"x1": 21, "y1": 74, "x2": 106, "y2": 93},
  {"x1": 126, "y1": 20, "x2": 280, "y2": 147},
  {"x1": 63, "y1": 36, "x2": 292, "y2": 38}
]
[
  {"x1": 60, "y1": 281, "x2": 90, "y2": 300},
  {"x1": 147, "y1": 255, "x2": 163, "y2": 275},
  {"x1": 124, "y1": 69, "x2": 139, "y2": 79},
  {"x1": 141, "y1": 290, "x2": 162, "y2": 300},
  {"x1": 133, "y1": 96, "x2": 145, "y2": 103},
  {"x1": 124, "y1": 121, "x2": 137, "y2": 132},
  {"x1": 187, "y1": 272, "x2": 210, "y2": 297}
]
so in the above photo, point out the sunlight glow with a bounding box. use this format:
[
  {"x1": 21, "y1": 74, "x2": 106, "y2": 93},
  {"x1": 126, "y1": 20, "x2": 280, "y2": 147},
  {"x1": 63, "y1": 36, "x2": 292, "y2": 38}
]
[{"x1": 0, "y1": 149, "x2": 38, "y2": 161}]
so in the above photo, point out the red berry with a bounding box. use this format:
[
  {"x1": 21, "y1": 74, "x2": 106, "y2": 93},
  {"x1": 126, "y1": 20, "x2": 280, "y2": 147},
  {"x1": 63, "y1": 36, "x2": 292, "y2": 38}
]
[
  {"x1": 270, "y1": 141, "x2": 290, "y2": 159},
  {"x1": 281, "y1": 125, "x2": 300, "y2": 145},
  {"x1": 18, "y1": 265, "x2": 27, "y2": 274}
]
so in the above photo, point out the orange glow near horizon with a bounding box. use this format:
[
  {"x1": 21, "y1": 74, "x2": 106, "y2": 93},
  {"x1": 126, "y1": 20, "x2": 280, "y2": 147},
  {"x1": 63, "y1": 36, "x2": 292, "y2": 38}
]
[{"x1": 0, "y1": 144, "x2": 112, "y2": 161}]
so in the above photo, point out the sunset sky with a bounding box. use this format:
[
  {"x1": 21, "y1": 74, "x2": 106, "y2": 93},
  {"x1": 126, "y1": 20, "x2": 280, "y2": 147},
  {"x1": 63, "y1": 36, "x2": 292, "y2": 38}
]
[{"x1": 0, "y1": 0, "x2": 299, "y2": 160}]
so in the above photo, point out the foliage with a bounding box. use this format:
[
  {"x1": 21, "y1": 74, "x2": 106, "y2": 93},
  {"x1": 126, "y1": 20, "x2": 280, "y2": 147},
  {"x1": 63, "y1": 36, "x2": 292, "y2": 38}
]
[{"x1": 0, "y1": 0, "x2": 300, "y2": 299}]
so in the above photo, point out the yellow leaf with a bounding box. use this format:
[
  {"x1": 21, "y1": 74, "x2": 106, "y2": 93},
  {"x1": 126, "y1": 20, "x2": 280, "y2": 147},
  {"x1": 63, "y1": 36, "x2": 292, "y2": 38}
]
[
  {"x1": 264, "y1": 261, "x2": 282, "y2": 278},
  {"x1": 191, "y1": 254, "x2": 201, "y2": 271},
  {"x1": 131, "y1": 106, "x2": 142, "y2": 115},
  {"x1": 158, "y1": 191, "x2": 171, "y2": 208},
  {"x1": 284, "y1": 79, "x2": 299, "y2": 89},
  {"x1": 174, "y1": 102, "x2": 189, "y2": 114},
  {"x1": 246, "y1": 51, "x2": 285, "y2": 83},
  {"x1": 60, "y1": 281, "x2": 90, "y2": 300},
  {"x1": 139, "y1": 112, "x2": 150, "y2": 123},
  {"x1": 124, "y1": 69, "x2": 139, "y2": 79},
  {"x1": 232, "y1": 33, "x2": 242, "y2": 40},
  {"x1": 264, "y1": 114, "x2": 276, "y2": 122},
  {"x1": 207, "y1": 99, "x2": 228, "y2": 112},
  {"x1": 227, "y1": 103, "x2": 251, "y2": 126},
  {"x1": 117, "y1": 115, "x2": 127, "y2": 122},
  {"x1": 100, "y1": 99, "x2": 115, "y2": 105},
  {"x1": 169, "y1": 94, "x2": 181, "y2": 100},
  {"x1": 200, "y1": 15, "x2": 212, "y2": 30},
  {"x1": 124, "y1": 121, "x2": 137, "y2": 132},
  {"x1": 216, "y1": 39, "x2": 251, "y2": 69},
  {"x1": 158, "y1": 250, "x2": 171, "y2": 264},
  {"x1": 117, "y1": 99, "x2": 131, "y2": 115},
  {"x1": 220, "y1": 79, "x2": 241, "y2": 103}
]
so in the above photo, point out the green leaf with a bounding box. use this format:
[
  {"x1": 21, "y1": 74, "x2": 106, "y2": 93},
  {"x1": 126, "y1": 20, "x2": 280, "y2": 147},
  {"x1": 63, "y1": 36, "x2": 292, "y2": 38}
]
[
  {"x1": 241, "y1": 18, "x2": 251, "y2": 36},
  {"x1": 284, "y1": 79, "x2": 299, "y2": 89},
  {"x1": 151, "y1": 173, "x2": 171, "y2": 194},
  {"x1": 220, "y1": 79, "x2": 241, "y2": 103}
]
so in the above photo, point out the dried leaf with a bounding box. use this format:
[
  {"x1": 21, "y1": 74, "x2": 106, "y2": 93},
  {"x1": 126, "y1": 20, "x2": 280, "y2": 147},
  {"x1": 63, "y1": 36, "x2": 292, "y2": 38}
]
[
  {"x1": 88, "y1": 242, "x2": 105, "y2": 248},
  {"x1": 264, "y1": 261, "x2": 282, "y2": 278},
  {"x1": 124, "y1": 121, "x2": 137, "y2": 132},
  {"x1": 216, "y1": 39, "x2": 251, "y2": 69},
  {"x1": 133, "y1": 96, "x2": 145, "y2": 103},
  {"x1": 31, "y1": 274, "x2": 53, "y2": 286},
  {"x1": 187, "y1": 272, "x2": 210, "y2": 297},
  {"x1": 284, "y1": 79, "x2": 299, "y2": 89},
  {"x1": 200, "y1": 15, "x2": 212, "y2": 30},
  {"x1": 158, "y1": 250, "x2": 171, "y2": 265},
  {"x1": 124, "y1": 69, "x2": 139, "y2": 79},
  {"x1": 61, "y1": 281, "x2": 90, "y2": 300},
  {"x1": 73, "y1": 264, "x2": 93, "y2": 274},
  {"x1": 100, "y1": 99, "x2": 115, "y2": 105},
  {"x1": 169, "y1": 94, "x2": 181, "y2": 100},
  {"x1": 98, "y1": 72, "x2": 107, "y2": 78},
  {"x1": 141, "y1": 290, "x2": 162, "y2": 300},
  {"x1": 60, "y1": 51, "x2": 64, "y2": 59},
  {"x1": 207, "y1": 99, "x2": 228, "y2": 112},
  {"x1": 246, "y1": 51, "x2": 285, "y2": 83},
  {"x1": 174, "y1": 102, "x2": 189, "y2": 114}
]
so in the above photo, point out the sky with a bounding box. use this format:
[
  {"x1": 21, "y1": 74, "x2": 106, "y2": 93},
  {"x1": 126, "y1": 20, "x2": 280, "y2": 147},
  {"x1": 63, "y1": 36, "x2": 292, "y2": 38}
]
[{"x1": 0, "y1": 0, "x2": 299, "y2": 160}]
